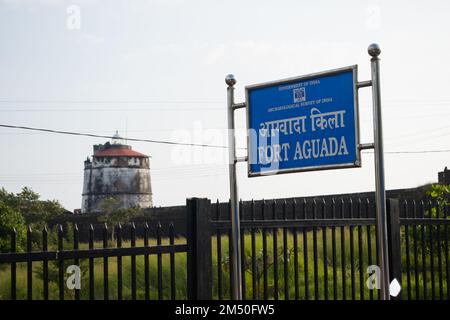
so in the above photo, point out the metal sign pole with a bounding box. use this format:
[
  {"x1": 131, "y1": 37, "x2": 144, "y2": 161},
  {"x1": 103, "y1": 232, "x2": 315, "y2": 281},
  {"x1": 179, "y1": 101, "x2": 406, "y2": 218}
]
[
  {"x1": 368, "y1": 43, "x2": 390, "y2": 300},
  {"x1": 225, "y1": 74, "x2": 243, "y2": 300}
]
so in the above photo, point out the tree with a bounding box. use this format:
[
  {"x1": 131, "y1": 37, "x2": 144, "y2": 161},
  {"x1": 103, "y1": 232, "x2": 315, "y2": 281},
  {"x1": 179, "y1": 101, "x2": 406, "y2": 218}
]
[
  {"x1": 0, "y1": 187, "x2": 65, "y2": 224},
  {"x1": 0, "y1": 202, "x2": 26, "y2": 253},
  {"x1": 0, "y1": 187, "x2": 65, "y2": 250},
  {"x1": 97, "y1": 196, "x2": 143, "y2": 241}
]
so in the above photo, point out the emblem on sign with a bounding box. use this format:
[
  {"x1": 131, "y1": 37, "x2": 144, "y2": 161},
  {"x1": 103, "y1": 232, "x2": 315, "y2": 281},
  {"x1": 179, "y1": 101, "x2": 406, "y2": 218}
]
[{"x1": 293, "y1": 87, "x2": 306, "y2": 103}]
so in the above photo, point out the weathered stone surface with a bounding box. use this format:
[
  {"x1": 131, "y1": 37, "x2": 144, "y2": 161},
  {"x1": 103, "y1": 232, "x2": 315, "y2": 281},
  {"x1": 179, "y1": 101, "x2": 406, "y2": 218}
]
[{"x1": 81, "y1": 140, "x2": 153, "y2": 213}]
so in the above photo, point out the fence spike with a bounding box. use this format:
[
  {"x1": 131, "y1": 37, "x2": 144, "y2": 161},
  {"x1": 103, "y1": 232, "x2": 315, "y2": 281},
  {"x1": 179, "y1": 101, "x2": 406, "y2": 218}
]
[
  {"x1": 349, "y1": 198, "x2": 354, "y2": 218},
  {"x1": 357, "y1": 198, "x2": 362, "y2": 218},
  {"x1": 143, "y1": 222, "x2": 149, "y2": 246},
  {"x1": 102, "y1": 223, "x2": 108, "y2": 245},
  {"x1": 251, "y1": 199, "x2": 255, "y2": 220},
  {"x1": 331, "y1": 198, "x2": 336, "y2": 219},
  {"x1": 428, "y1": 200, "x2": 433, "y2": 218},
  {"x1": 42, "y1": 226, "x2": 48, "y2": 249},
  {"x1": 131, "y1": 222, "x2": 136, "y2": 246},
  {"x1": 322, "y1": 198, "x2": 326, "y2": 218},
  {"x1": 312, "y1": 199, "x2": 317, "y2": 219},
  {"x1": 436, "y1": 200, "x2": 441, "y2": 218},
  {"x1": 117, "y1": 223, "x2": 122, "y2": 245},
  {"x1": 292, "y1": 199, "x2": 297, "y2": 219},
  {"x1": 74, "y1": 224, "x2": 79, "y2": 246},
  {"x1": 157, "y1": 221, "x2": 162, "y2": 233},
  {"x1": 273, "y1": 199, "x2": 277, "y2": 219}
]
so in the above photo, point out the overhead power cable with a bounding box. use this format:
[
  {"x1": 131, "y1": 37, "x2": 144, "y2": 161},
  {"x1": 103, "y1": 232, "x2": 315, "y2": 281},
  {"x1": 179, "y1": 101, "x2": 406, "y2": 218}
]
[
  {"x1": 0, "y1": 99, "x2": 224, "y2": 104},
  {"x1": 0, "y1": 124, "x2": 231, "y2": 149},
  {"x1": 0, "y1": 123, "x2": 449, "y2": 154},
  {"x1": 363, "y1": 150, "x2": 450, "y2": 154}
]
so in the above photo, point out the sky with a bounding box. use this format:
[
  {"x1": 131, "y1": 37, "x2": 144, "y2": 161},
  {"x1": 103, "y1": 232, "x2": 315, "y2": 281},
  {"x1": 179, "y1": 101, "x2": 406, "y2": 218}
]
[{"x1": 0, "y1": 0, "x2": 449, "y2": 211}]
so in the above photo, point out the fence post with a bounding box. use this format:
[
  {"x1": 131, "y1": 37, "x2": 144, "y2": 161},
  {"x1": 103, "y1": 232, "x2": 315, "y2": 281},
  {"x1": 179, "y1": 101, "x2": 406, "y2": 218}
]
[
  {"x1": 186, "y1": 198, "x2": 212, "y2": 300},
  {"x1": 386, "y1": 198, "x2": 402, "y2": 300}
]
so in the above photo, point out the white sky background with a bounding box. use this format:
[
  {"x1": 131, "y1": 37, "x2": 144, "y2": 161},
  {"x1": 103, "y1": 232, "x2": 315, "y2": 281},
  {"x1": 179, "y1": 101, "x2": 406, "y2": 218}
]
[{"x1": 0, "y1": 0, "x2": 449, "y2": 211}]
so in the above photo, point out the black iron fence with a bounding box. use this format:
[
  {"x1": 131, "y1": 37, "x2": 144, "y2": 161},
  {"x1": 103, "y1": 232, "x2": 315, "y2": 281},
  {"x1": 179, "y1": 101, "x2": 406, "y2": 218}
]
[
  {"x1": 209, "y1": 197, "x2": 381, "y2": 300},
  {"x1": 1, "y1": 222, "x2": 186, "y2": 300},
  {"x1": 399, "y1": 200, "x2": 450, "y2": 299},
  {"x1": 206, "y1": 197, "x2": 449, "y2": 300},
  {"x1": 0, "y1": 197, "x2": 448, "y2": 300}
]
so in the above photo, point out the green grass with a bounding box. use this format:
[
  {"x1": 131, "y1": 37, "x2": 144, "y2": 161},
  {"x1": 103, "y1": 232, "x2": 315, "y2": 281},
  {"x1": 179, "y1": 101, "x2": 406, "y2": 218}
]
[
  {"x1": 0, "y1": 226, "x2": 447, "y2": 300},
  {"x1": 217, "y1": 227, "x2": 379, "y2": 300},
  {"x1": 0, "y1": 237, "x2": 187, "y2": 300}
]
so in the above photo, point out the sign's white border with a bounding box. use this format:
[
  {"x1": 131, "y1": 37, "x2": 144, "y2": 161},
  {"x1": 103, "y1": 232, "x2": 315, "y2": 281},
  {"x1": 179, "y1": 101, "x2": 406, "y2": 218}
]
[{"x1": 245, "y1": 65, "x2": 362, "y2": 177}]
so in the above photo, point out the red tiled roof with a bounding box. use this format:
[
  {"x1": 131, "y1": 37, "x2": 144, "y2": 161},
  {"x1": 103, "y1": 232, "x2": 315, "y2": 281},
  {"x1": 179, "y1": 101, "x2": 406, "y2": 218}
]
[{"x1": 94, "y1": 147, "x2": 148, "y2": 158}]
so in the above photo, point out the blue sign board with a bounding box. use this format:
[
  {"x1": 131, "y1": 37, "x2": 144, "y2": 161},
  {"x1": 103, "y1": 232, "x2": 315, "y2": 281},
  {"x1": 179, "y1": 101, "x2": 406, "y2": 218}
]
[{"x1": 246, "y1": 65, "x2": 361, "y2": 176}]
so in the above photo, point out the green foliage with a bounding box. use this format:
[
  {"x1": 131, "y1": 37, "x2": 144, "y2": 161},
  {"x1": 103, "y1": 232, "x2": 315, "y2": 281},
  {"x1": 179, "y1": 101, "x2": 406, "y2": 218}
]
[
  {"x1": 0, "y1": 187, "x2": 65, "y2": 225},
  {"x1": 0, "y1": 187, "x2": 66, "y2": 251},
  {"x1": 424, "y1": 184, "x2": 450, "y2": 252},
  {"x1": 98, "y1": 197, "x2": 143, "y2": 231},
  {"x1": 403, "y1": 184, "x2": 450, "y2": 254},
  {"x1": 0, "y1": 202, "x2": 26, "y2": 252},
  {"x1": 428, "y1": 184, "x2": 450, "y2": 203}
]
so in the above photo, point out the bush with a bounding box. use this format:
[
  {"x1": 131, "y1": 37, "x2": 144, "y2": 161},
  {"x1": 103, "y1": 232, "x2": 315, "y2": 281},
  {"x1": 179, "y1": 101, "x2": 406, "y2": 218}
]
[
  {"x1": 403, "y1": 184, "x2": 450, "y2": 254},
  {"x1": 0, "y1": 202, "x2": 26, "y2": 252}
]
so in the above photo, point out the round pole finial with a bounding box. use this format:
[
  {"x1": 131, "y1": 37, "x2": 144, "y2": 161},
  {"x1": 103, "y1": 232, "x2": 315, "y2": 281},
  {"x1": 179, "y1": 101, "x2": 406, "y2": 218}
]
[
  {"x1": 368, "y1": 43, "x2": 381, "y2": 57},
  {"x1": 225, "y1": 74, "x2": 236, "y2": 86}
]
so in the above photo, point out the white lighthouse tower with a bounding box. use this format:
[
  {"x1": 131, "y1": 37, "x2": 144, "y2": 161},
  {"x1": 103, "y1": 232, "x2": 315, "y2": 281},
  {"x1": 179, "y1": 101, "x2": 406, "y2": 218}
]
[{"x1": 81, "y1": 131, "x2": 153, "y2": 213}]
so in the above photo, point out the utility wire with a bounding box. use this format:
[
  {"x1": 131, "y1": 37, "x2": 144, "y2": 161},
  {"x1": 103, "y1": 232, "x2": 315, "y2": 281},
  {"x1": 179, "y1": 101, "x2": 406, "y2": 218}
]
[
  {"x1": 363, "y1": 150, "x2": 450, "y2": 154},
  {"x1": 0, "y1": 99, "x2": 224, "y2": 104},
  {"x1": 0, "y1": 123, "x2": 449, "y2": 154},
  {"x1": 0, "y1": 124, "x2": 231, "y2": 149}
]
